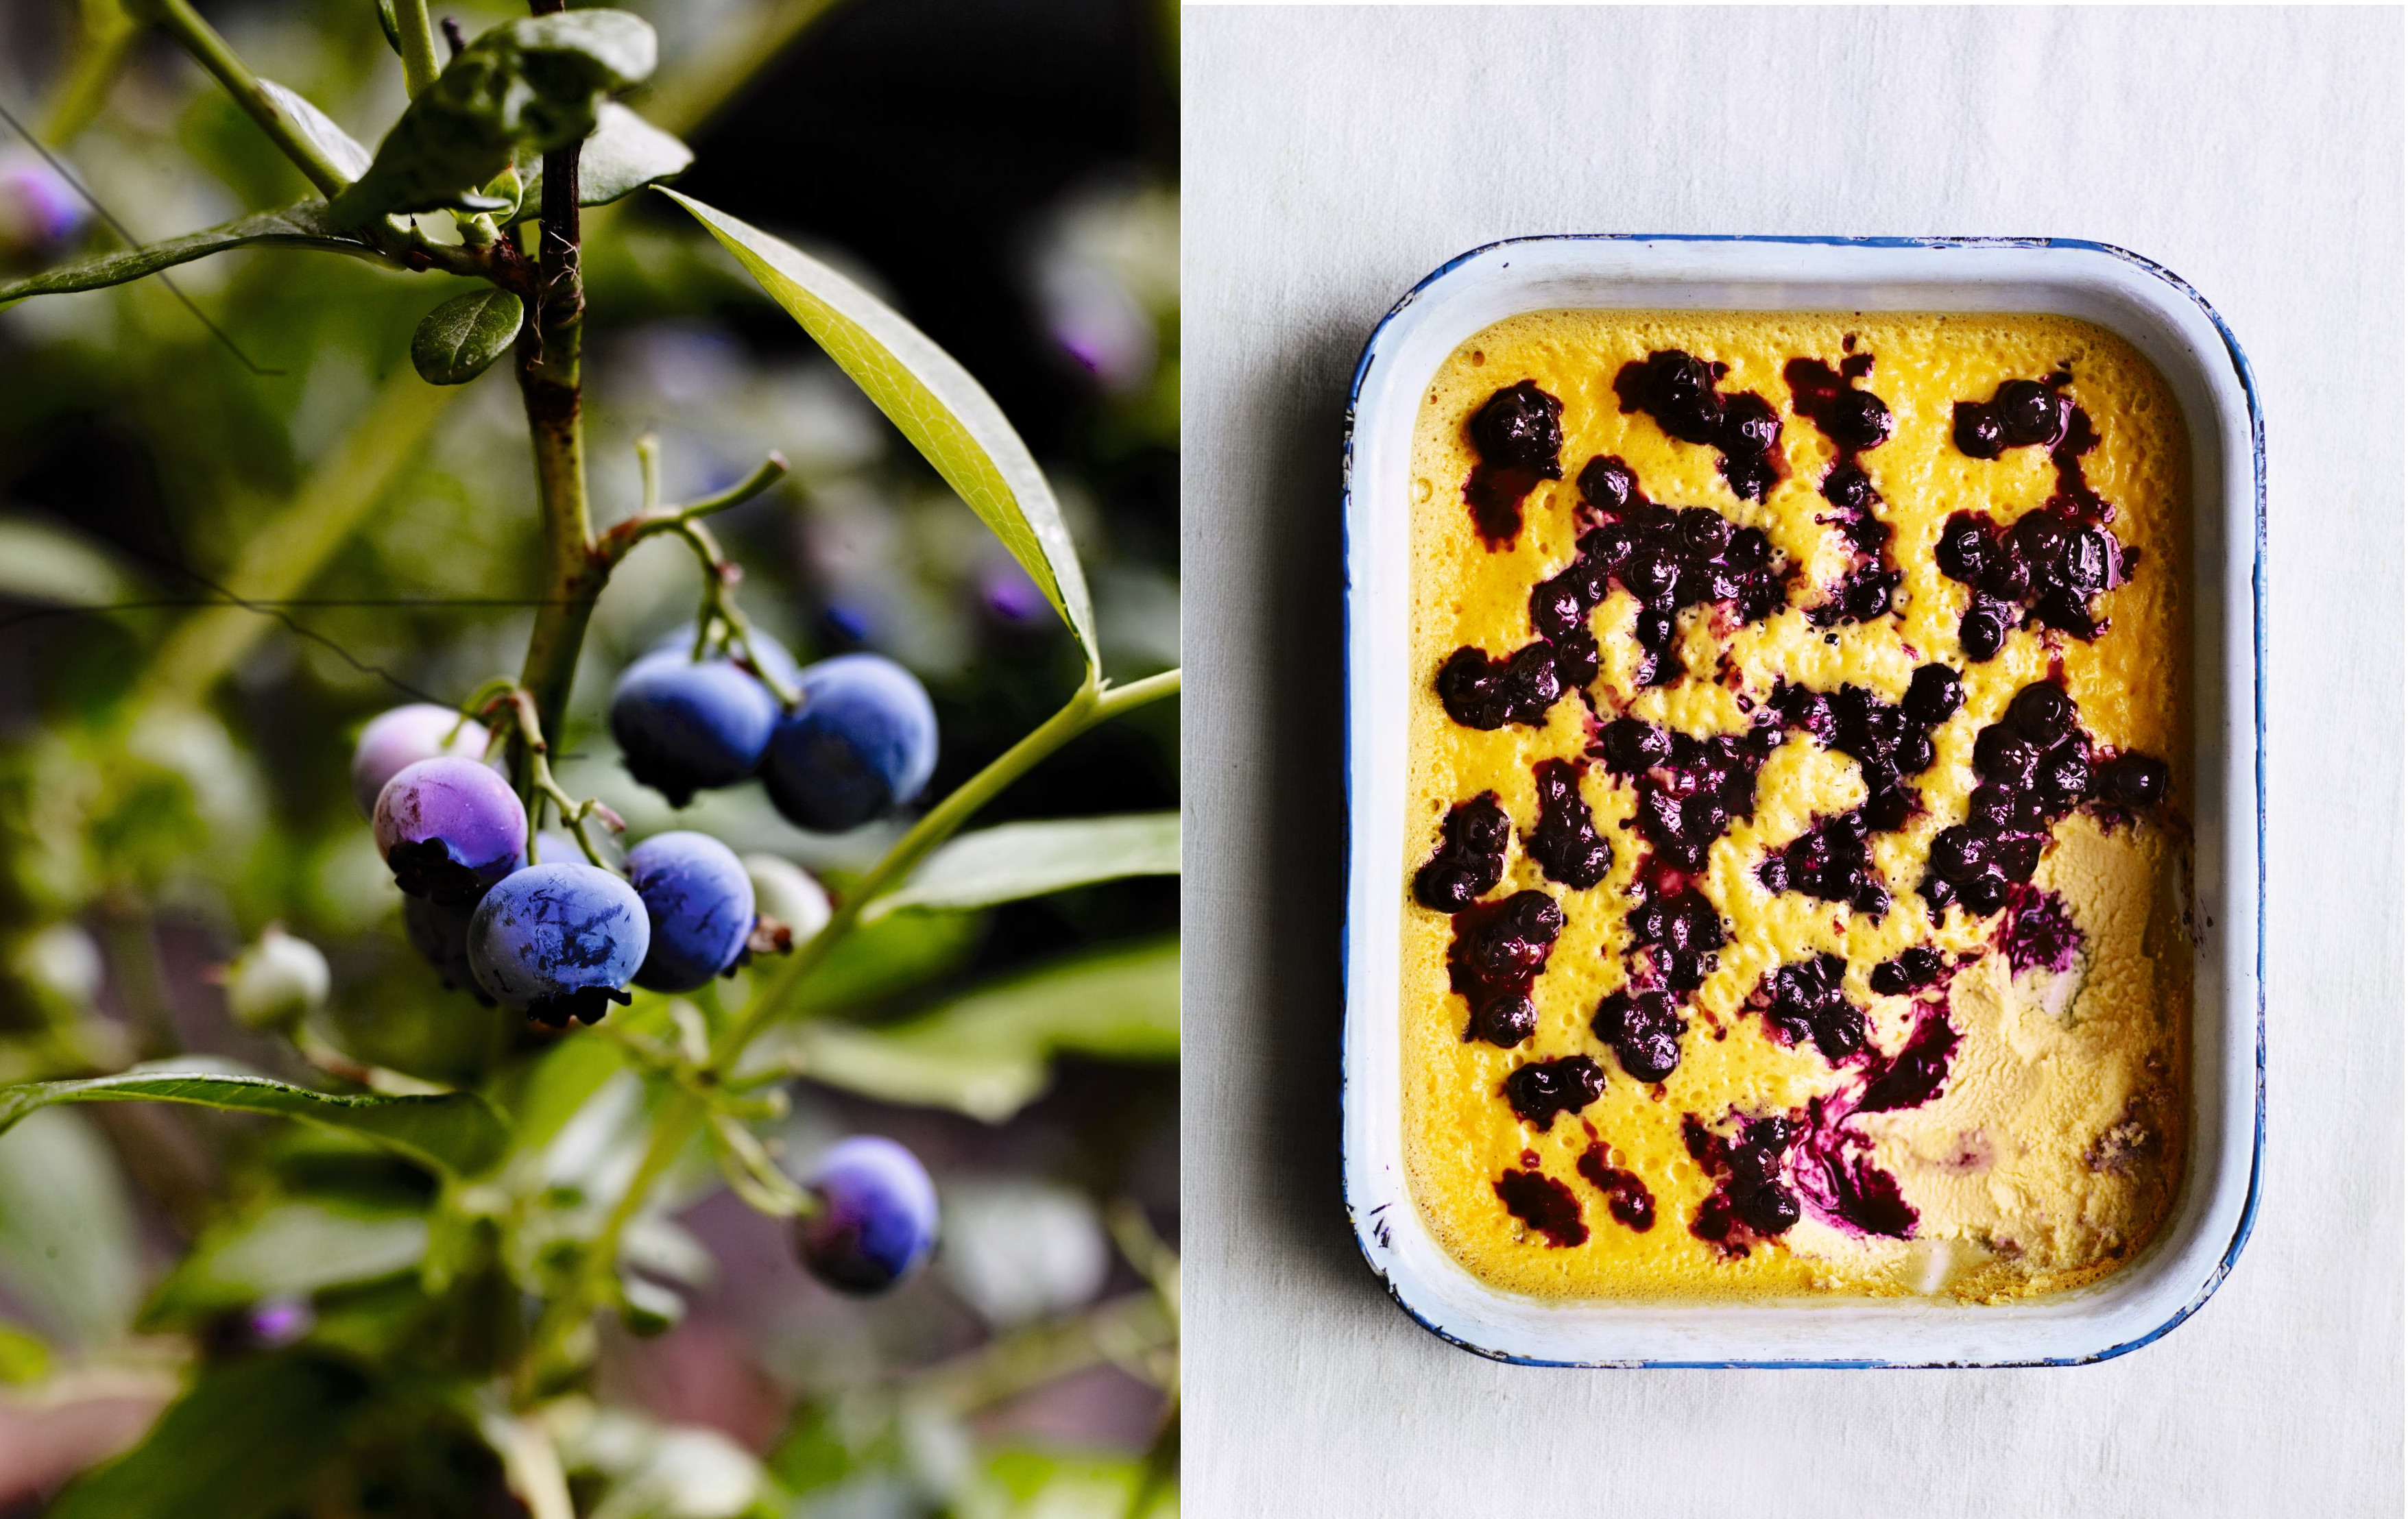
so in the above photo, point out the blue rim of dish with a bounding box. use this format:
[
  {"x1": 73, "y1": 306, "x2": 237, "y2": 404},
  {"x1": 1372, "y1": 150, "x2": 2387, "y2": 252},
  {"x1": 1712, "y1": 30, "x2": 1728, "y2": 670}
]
[{"x1": 1338, "y1": 233, "x2": 2267, "y2": 1370}]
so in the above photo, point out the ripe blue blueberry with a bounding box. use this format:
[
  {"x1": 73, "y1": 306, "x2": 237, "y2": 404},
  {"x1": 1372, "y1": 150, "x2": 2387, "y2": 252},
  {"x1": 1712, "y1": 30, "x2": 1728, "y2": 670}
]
[
  {"x1": 467, "y1": 862, "x2": 650, "y2": 1027},
  {"x1": 373, "y1": 757, "x2": 528, "y2": 905},
  {"x1": 610, "y1": 652, "x2": 780, "y2": 807},
  {"x1": 795, "y1": 1135, "x2": 939, "y2": 1295},
  {"x1": 762, "y1": 654, "x2": 939, "y2": 832},
  {"x1": 625, "y1": 830, "x2": 756, "y2": 992},
  {"x1": 350, "y1": 703, "x2": 490, "y2": 817}
]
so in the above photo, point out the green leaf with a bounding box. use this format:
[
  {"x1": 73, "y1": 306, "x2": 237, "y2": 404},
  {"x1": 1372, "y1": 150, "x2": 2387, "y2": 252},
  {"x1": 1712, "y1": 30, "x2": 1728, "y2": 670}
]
[
  {"x1": 790, "y1": 938, "x2": 1177, "y2": 1121},
  {"x1": 0, "y1": 1060, "x2": 509, "y2": 1176},
  {"x1": 782, "y1": 907, "x2": 985, "y2": 1017},
  {"x1": 330, "y1": 9, "x2": 658, "y2": 224},
  {"x1": 662, "y1": 189, "x2": 1098, "y2": 668},
  {"x1": 410, "y1": 287, "x2": 523, "y2": 384},
  {"x1": 0, "y1": 1108, "x2": 139, "y2": 1348},
  {"x1": 0, "y1": 199, "x2": 378, "y2": 304},
  {"x1": 141, "y1": 1199, "x2": 428, "y2": 1323},
  {"x1": 510, "y1": 102, "x2": 690, "y2": 219},
  {"x1": 867, "y1": 812, "x2": 1179, "y2": 921},
  {"x1": 258, "y1": 79, "x2": 372, "y2": 180},
  {"x1": 47, "y1": 1352, "x2": 376, "y2": 1519}
]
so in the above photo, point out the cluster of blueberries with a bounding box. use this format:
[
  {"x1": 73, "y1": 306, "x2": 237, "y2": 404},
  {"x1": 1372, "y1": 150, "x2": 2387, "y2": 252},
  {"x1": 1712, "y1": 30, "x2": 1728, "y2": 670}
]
[
  {"x1": 1785, "y1": 356, "x2": 1905, "y2": 629},
  {"x1": 1757, "y1": 667, "x2": 1963, "y2": 916},
  {"x1": 1686, "y1": 1113, "x2": 1802, "y2": 1242},
  {"x1": 347, "y1": 629, "x2": 948, "y2": 1293},
  {"x1": 1612, "y1": 349, "x2": 1785, "y2": 502},
  {"x1": 1918, "y1": 679, "x2": 2169, "y2": 916}
]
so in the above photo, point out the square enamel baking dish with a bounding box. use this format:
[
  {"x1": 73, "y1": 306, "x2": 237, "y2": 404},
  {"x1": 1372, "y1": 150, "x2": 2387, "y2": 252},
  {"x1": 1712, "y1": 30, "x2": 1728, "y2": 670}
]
[{"x1": 1340, "y1": 236, "x2": 2265, "y2": 1368}]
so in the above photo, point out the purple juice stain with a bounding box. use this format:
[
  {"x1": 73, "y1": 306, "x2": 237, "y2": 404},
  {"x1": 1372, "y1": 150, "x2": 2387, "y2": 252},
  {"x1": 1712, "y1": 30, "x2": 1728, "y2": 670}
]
[
  {"x1": 1576, "y1": 1143, "x2": 1657, "y2": 1232},
  {"x1": 1495, "y1": 1166, "x2": 1588, "y2": 1246},
  {"x1": 1856, "y1": 1003, "x2": 1962, "y2": 1115},
  {"x1": 1996, "y1": 884, "x2": 2083, "y2": 976}
]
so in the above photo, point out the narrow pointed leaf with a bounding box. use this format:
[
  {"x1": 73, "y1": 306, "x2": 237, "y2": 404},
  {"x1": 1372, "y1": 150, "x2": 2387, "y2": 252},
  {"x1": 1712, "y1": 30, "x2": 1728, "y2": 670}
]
[
  {"x1": 865, "y1": 812, "x2": 1179, "y2": 920},
  {"x1": 258, "y1": 79, "x2": 373, "y2": 180},
  {"x1": 662, "y1": 189, "x2": 1098, "y2": 668},
  {"x1": 509, "y1": 101, "x2": 690, "y2": 219},
  {"x1": 331, "y1": 9, "x2": 658, "y2": 224},
  {"x1": 0, "y1": 199, "x2": 378, "y2": 304},
  {"x1": 781, "y1": 938, "x2": 1177, "y2": 1121},
  {"x1": 411, "y1": 287, "x2": 524, "y2": 384},
  {"x1": 0, "y1": 1062, "x2": 509, "y2": 1176}
]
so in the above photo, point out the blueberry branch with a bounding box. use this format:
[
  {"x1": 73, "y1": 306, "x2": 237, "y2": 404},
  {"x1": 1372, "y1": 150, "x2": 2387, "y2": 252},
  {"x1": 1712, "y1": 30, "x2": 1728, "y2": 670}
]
[{"x1": 594, "y1": 440, "x2": 797, "y2": 704}]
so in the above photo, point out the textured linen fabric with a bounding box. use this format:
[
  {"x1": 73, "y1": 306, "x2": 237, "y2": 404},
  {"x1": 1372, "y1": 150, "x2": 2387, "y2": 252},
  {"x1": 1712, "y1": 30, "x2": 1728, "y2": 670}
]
[{"x1": 1179, "y1": 6, "x2": 2401, "y2": 1516}]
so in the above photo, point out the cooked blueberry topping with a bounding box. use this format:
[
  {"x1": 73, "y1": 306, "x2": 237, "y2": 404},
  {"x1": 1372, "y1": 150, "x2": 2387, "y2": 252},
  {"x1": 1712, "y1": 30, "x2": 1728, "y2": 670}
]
[
  {"x1": 1868, "y1": 945, "x2": 1944, "y2": 996},
  {"x1": 1897, "y1": 664, "x2": 1955, "y2": 727},
  {"x1": 1576, "y1": 453, "x2": 1637, "y2": 514},
  {"x1": 1527, "y1": 759, "x2": 1613, "y2": 889},
  {"x1": 2096, "y1": 751, "x2": 2171, "y2": 809},
  {"x1": 1936, "y1": 505, "x2": 2128, "y2": 659},
  {"x1": 1593, "y1": 987, "x2": 1686, "y2": 1082},
  {"x1": 1449, "y1": 890, "x2": 1565, "y2": 1046},
  {"x1": 1495, "y1": 1166, "x2": 1587, "y2": 1247},
  {"x1": 1951, "y1": 401, "x2": 2005, "y2": 459},
  {"x1": 1576, "y1": 1144, "x2": 1657, "y2": 1232},
  {"x1": 1414, "y1": 792, "x2": 1512, "y2": 911},
  {"x1": 1685, "y1": 1113, "x2": 1803, "y2": 1252},
  {"x1": 1462, "y1": 380, "x2": 1565, "y2": 545},
  {"x1": 1436, "y1": 642, "x2": 1563, "y2": 729},
  {"x1": 1613, "y1": 350, "x2": 1786, "y2": 501},
  {"x1": 1857, "y1": 1008, "x2": 1962, "y2": 1115},
  {"x1": 1757, "y1": 953, "x2": 1868, "y2": 1062},
  {"x1": 1470, "y1": 380, "x2": 1567, "y2": 473},
  {"x1": 1504, "y1": 1055, "x2": 1608, "y2": 1128},
  {"x1": 1598, "y1": 716, "x2": 1672, "y2": 775},
  {"x1": 1994, "y1": 378, "x2": 2068, "y2": 448}
]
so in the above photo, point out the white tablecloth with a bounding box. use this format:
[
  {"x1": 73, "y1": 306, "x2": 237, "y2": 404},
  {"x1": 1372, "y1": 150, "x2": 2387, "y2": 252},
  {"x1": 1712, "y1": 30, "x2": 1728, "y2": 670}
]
[{"x1": 1179, "y1": 7, "x2": 2401, "y2": 1514}]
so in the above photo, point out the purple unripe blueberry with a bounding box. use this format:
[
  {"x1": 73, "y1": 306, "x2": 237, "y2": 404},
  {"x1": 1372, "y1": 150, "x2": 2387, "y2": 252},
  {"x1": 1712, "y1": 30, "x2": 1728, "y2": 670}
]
[
  {"x1": 611, "y1": 652, "x2": 780, "y2": 807},
  {"x1": 762, "y1": 654, "x2": 939, "y2": 833},
  {"x1": 350, "y1": 704, "x2": 490, "y2": 817},
  {"x1": 795, "y1": 1135, "x2": 939, "y2": 1295},
  {"x1": 625, "y1": 831, "x2": 755, "y2": 992},
  {"x1": 374, "y1": 757, "x2": 527, "y2": 905},
  {"x1": 467, "y1": 862, "x2": 649, "y2": 1027}
]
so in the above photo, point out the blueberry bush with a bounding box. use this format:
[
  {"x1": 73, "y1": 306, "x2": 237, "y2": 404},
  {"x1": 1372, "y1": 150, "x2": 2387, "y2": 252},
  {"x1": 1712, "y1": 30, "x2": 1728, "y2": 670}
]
[{"x1": 0, "y1": 0, "x2": 1179, "y2": 1512}]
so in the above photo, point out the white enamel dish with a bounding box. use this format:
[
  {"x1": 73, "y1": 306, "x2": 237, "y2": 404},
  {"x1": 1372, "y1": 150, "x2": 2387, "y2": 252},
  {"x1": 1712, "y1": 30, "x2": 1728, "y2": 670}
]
[{"x1": 1340, "y1": 236, "x2": 2265, "y2": 1368}]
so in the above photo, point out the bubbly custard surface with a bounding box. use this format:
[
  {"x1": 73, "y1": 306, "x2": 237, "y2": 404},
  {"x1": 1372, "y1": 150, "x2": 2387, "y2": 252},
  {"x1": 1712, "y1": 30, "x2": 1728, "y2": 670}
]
[{"x1": 1400, "y1": 311, "x2": 2191, "y2": 1302}]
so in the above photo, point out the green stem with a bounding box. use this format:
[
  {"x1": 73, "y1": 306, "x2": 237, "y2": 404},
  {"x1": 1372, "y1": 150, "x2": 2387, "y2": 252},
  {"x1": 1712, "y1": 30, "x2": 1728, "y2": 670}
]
[
  {"x1": 145, "y1": 0, "x2": 352, "y2": 197},
  {"x1": 512, "y1": 135, "x2": 596, "y2": 746},
  {"x1": 716, "y1": 666, "x2": 1181, "y2": 1062},
  {"x1": 390, "y1": 0, "x2": 442, "y2": 96}
]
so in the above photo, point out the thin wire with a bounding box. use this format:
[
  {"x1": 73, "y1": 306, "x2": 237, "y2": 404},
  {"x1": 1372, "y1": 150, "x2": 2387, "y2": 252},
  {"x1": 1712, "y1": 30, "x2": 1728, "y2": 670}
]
[{"x1": 0, "y1": 93, "x2": 285, "y2": 376}]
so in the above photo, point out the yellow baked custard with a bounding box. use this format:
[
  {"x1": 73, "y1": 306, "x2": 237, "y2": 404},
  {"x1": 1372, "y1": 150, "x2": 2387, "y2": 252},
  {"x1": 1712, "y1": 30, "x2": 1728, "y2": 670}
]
[{"x1": 1399, "y1": 311, "x2": 2190, "y2": 1302}]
